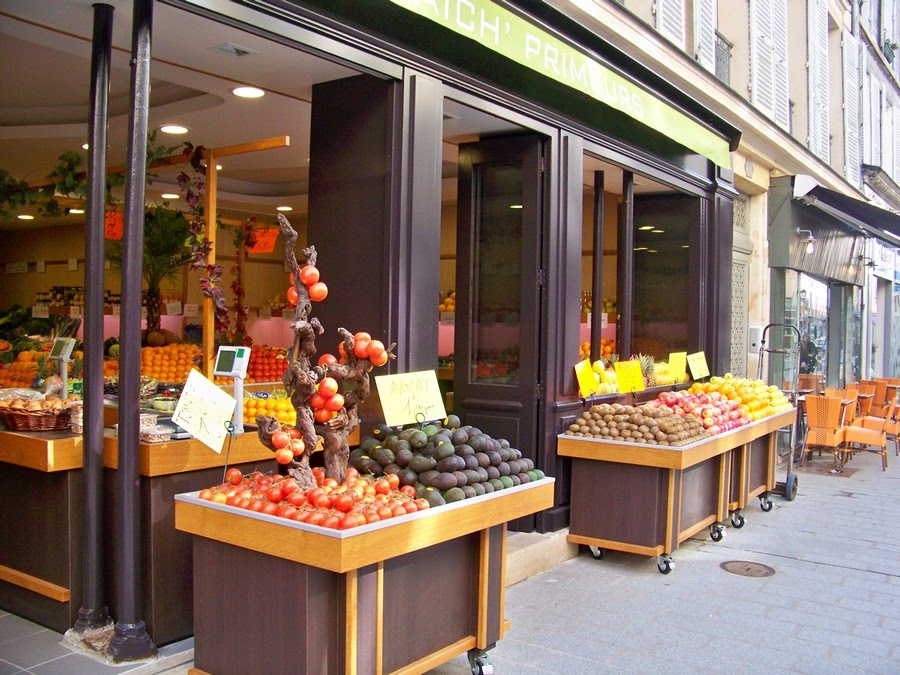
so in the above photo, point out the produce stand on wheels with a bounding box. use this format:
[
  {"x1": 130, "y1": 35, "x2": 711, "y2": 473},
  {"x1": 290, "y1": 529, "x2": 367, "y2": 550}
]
[
  {"x1": 558, "y1": 409, "x2": 796, "y2": 573},
  {"x1": 175, "y1": 478, "x2": 554, "y2": 675}
]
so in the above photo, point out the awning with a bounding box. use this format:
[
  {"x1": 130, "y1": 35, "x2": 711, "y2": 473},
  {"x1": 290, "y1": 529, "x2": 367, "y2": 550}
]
[{"x1": 793, "y1": 175, "x2": 900, "y2": 248}]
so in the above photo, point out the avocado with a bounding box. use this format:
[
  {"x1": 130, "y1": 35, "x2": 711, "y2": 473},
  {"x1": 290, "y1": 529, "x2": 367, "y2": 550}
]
[
  {"x1": 360, "y1": 437, "x2": 380, "y2": 452},
  {"x1": 435, "y1": 455, "x2": 464, "y2": 473},
  {"x1": 499, "y1": 476, "x2": 514, "y2": 489},
  {"x1": 408, "y1": 455, "x2": 437, "y2": 473},
  {"x1": 466, "y1": 427, "x2": 483, "y2": 439},
  {"x1": 383, "y1": 463, "x2": 403, "y2": 475},
  {"x1": 474, "y1": 452, "x2": 490, "y2": 468},
  {"x1": 486, "y1": 465, "x2": 500, "y2": 480},
  {"x1": 408, "y1": 429, "x2": 428, "y2": 449},
  {"x1": 455, "y1": 443, "x2": 475, "y2": 457},
  {"x1": 384, "y1": 435, "x2": 402, "y2": 452},
  {"x1": 499, "y1": 438, "x2": 511, "y2": 449},
  {"x1": 497, "y1": 462, "x2": 511, "y2": 476},
  {"x1": 424, "y1": 488, "x2": 446, "y2": 507},
  {"x1": 463, "y1": 454, "x2": 479, "y2": 470},
  {"x1": 433, "y1": 441, "x2": 455, "y2": 461},
  {"x1": 517, "y1": 472, "x2": 531, "y2": 484},
  {"x1": 514, "y1": 448, "x2": 523, "y2": 459},
  {"x1": 430, "y1": 472, "x2": 458, "y2": 490},
  {"x1": 482, "y1": 481, "x2": 494, "y2": 494},
  {"x1": 349, "y1": 447, "x2": 368, "y2": 461},
  {"x1": 398, "y1": 468, "x2": 418, "y2": 486},
  {"x1": 486, "y1": 451, "x2": 502, "y2": 467},
  {"x1": 471, "y1": 482, "x2": 485, "y2": 496},
  {"x1": 463, "y1": 469, "x2": 482, "y2": 485},
  {"x1": 476, "y1": 467, "x2": 490, "y2": 482},
  {"x1": 432, "y1": 433, "x2": 453, "y2": 448},
  {"x1": 462, "y1": 485, "x2": 477, "y2": 499},
  {"x1": 450, "y1": 429, "x2": 469, "y2": 445},
  {"x1": 359, "y1": 458, "x2": 383, "y2": 475},
  {"x1": 414, "y1": 482, "x2": 428, "y2": 498},
  {"x1": 443, "y1": 487, "x2": 466, "y2": 503},
  {"x1": 443, "y1": 414, "x2": 461, "y2": 429},
  {"x1": 521, "y1": 458, "x2": 535, "y2": 471},
  {"x1": 395, "y1": 448, "x2": 413, "y2": 467},
  {"x1": 418, "y1": 469, "x2": 440, "y2": 486},
  {"x1": 533, "y1": 469, "x2": 546, "y2": 480},
  {"x1": 507, "y1": 460, "x2": 521, "y2": 475},
  {"x1": 423, "y1": 424, "x2": 440, "y2": 437},
  {"x1": 370, "y1": 446, "x2": 395, "y2": 467},
  {"x1": 399, "y1": 428, "x2": 416, "y2": 441},
  {"x1": 467, "y1": 435, "x2": 488, "y2": 453},
  {"x1": 509, "y1": 474, "x2": 521, "y2": 486},
  {"x1": 452, "y1": 470, "x2": 468, "y2": 487},
  {"x1": 373, "y1": 424, "x2": 393, "y2": 439},
  {"x1": 526, "y1": 470, "x2": 538, "y2": 482},
  {"x1": 488, "y1": 478, "x2": 504, "y2": 491},
  {"x1": 395, "y1": 439, "x2": 412, "y2": 455}
]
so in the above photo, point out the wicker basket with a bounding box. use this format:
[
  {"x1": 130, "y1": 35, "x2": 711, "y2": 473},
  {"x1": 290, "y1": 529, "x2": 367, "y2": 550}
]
[{"x1": 0, "y1": 409, "x2": 73, "y2": 432}]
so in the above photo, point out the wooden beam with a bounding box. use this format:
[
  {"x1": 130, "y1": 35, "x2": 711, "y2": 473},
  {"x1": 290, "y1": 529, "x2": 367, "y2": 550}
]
[
  {"x1": 207, "y1": 136, "x2": 289, "y2": 159},
  {"x1": 202, "y1": 148, "x2": 218, "y2": 377},
  {"x1": 0, "y1": 563, "x2": 70, "y2": 602}
]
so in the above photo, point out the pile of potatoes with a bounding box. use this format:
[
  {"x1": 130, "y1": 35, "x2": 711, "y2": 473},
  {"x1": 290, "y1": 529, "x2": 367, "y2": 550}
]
[{"x1": 564, "y1": 402, "x2": 708, "y2": 446}]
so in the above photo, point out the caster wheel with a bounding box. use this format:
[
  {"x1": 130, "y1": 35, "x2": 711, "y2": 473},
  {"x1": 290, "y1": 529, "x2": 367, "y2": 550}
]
[
  {"x1": 468, "y1": 650, "x2": 493, "y2": 675},
  {"x1": 657, "y1": 558, "x2": 673, "y2": 574},
  {"x1": 759, "y1": 497, "x2": 773, "y2": 512},
  {"x1": 588, "y1": 545, "x2": 605, "y2": 560},
  {"x1": 783, "y1": 473, "x2": 798, "y2": 501},
  {"x1": 731, "y1": 513, "x2": 746, "y2": 529},
  {"x1": 710, "y1": 525, "x2": 725, "y2": 542}
]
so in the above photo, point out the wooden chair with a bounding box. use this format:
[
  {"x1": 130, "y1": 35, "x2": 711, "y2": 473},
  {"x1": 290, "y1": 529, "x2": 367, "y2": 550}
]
[
  {"x1": 846, "y1": 382, "x2": 859, "y2": 393},
  {"x1": 823, "y1": 389, "x2": 858, "y2": 426},
  {"x1": 856, "y1": 381, "x2": 876, "y2": 418},
  {"x1": 869, "y1": 379, "x2": 890, "y2": 417},
  {"x1": 803, "y1": 395, "x2": 847, "y2": 464},
  {"x1": 841, "y1": 399, "x2": 897, "y2": 471},
  {"x1": 852, "y1": 396, "x2": 899, "y2": 457}
]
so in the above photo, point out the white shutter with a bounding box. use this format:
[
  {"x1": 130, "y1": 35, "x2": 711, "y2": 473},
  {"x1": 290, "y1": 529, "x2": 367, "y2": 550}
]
[
  {"x1": 883, "y1": 102, "x2": 894, "y2": 177},
  {"x1": 894, "y1": 106, "x2": 900, "y2": 181},
  {"x1": 807, "y1": 0, "x2": 830, "y2": 162},
  {"x1": 843, "y1": 31, "x2": 861, "y2": 187},
  {"x1": 656, "y1": 0, "x2": 686, "y2": 50},
  {"x1": 772, "y1": 0, "x2": 790, "y2": 130},
  {"x1": 750, "y1": 0, "x2": 775, "y2": 118},
  {"x1": 872, "y1": 78, "x2": 883, "y2": 166},
  {"x1": 885, "y1": 0, "x2": 897, "y2": 47},
  {"x1": 863, "y1": 68, "x2": 873, "y2": 164},
  {"x1": 694, "y1": 0, "x2": 717, "y2": 72}
]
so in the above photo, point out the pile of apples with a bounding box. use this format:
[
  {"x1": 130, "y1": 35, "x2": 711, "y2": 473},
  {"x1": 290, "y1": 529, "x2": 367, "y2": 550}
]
[{"x1": 651, "y1": 390, "x2": 751, "y2": 436}]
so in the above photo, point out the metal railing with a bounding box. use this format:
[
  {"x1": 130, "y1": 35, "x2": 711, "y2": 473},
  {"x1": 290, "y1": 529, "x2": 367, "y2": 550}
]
[{"x1": 715, "y1": 30, "x2": 732, "y2": 85}]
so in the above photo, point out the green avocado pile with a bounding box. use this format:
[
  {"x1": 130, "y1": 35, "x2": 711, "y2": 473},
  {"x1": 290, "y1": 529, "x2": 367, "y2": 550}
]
[{"x1": 350, "y1": 414, "x2": 545, "y2": 507}]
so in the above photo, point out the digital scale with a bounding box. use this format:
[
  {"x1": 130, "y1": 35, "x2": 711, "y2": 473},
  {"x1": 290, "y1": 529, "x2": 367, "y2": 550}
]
[
  {"x1": 48, "y1": 337, "x2": 77, "y2": 400},
  {"x1": 212, "y1": 345, "x2": 251, "y2": 433}
]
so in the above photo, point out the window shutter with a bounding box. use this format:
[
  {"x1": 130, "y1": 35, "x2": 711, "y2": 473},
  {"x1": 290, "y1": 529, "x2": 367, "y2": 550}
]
[
  {"x1": 772, "y1": 0, "x2": 790, "y2": 130},
  {"x1": 884, "y1": 0, "x2": 896, "y2": 47},
  {"x1": 656, "y1": 0, "x2": 686, "y2": 50},
  {"x1": 807, "y1": 0, "x2": 830, "y2": 162},
  {"x1": 694, "y1": 0, "x2": 717, "y2": 72},
  {"x1": 894, "y1": 106, "x2": 900, "y2": 182},
  {"x1": 750, "y1": 0, "x2": 775, "y2": 118},
  {"x1": 872, "y1": 78, "x2": 883, "y2": 166},
  {"x1": 884, "y1": 103, "x2": 895, "y2": 180},
  {"x1": 843, "y1": 31, "x2": 861, "y2": 187}
]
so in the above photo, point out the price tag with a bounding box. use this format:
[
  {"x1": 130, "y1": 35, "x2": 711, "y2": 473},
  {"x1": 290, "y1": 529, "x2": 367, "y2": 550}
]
[
  {"x1": 5, "y1": 262, "x2": 28, "y2": 274},
  {"x1": 166, "y1": 300, "x2": 183, "y2": 316},
  {"x1": 68, "y1": 258, "x2": 78, "y2": 271},
  {"x1": 104, "y1": 211, "x2": 124, "y2": 240},
  {"x1": 574, "y1": 359, "x2": 600, "y2": 397},
  {"x1": 248, "y1": 227, "x2": 279, "y2": 254},
  {"x1": 600, "y1": 312, "x2": 607, "y2": 328},
  {"x1": 374, "y1": 370, "x2": 447, "y2": 427},
  {"x1": 112, "y1": 304, "x2": 121, "y2": 317},
  {"x1": 668, "y1": 352, "x2": 687, "y2": 383},
  {"x1": 183, "y1": 303, "x2": 198, "y2": 318},
  {"x1": 69, "y1": 305, "x2": 82, "y2": 319},
  {"x1": 614, "y1": 359, "x2": 645, "y2": 393},
  {"x1": 258, "y1": 306, "x2": 272, "y2": 319},
  {"x1": 36, "y1": 261, "x2": 46, "y2": 273},
  {"x1": 171, "y1": 369, "x2": 237, "y2": 453},
  {"x1": 687, "y1": 351, "x2": 710, "y2": 380},
  {"x1": 439, "y1": 311, "x2": 455, "y2": 326},
  {"x1": 32, "y1": 305, "x2": 50, "y2": 319}
]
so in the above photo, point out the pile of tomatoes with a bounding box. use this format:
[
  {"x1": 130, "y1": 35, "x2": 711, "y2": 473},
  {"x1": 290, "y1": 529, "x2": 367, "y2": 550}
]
[
  {"x1": 269, "y1": 425, "x2": 306, "y2": 464},
  {"x1": 287, "y1": 264, "x2": 328, "y2": 305},
  {"x1": 197, "y1": 466, "x2": 429, "y2": 530},
  {"x1": 317, "y1": 331, "x2": 389, "y2": 370},
  {"x1": 246, "y1": 345, "x2": 289, "y2": 383}
]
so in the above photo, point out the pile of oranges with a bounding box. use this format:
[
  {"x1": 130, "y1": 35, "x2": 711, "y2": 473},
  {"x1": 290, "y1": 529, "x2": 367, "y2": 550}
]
[
  {"x1": 0, "y1": 350, "x2": 43, "y2": 388},
  {"x1": 103, "y1": 359, "x2": 119, "y2": 377},
  {"x1": 578, "y1": 338, "x2": 616, "y2": 361},
  {"x1": 243, "y1": 395, "x2": 296, "y2": 426},
  {"x1": 139, "y1": 344, "x2": 201, "y2": 383}
]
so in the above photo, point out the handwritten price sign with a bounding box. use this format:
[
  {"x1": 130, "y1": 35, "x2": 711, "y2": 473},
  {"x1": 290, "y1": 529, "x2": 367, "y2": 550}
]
[
  {"x1": 171, "y1": 369, "x2": 237, "y2": 453},
  {"x1": 104, "y1": 211, "x2": 124, "y2": 240},
  {"x1": 614, "y1": 360, "x2": 645, "y2": 393},
  {"x1": 687, "y1": 351, "x2": 710, "y2": 380},
  {"x1": 248, "y1": 228, "x2": 279, "y2": 254},
  {"x1": 375, "y1": 370, "x2": 447, "y2": 427}
]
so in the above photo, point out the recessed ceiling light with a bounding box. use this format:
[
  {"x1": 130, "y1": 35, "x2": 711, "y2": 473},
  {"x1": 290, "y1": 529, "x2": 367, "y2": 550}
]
[
  {"x1": 634, "y1": 246, "x2": 647, "y2": 251},
  {"x1": 69, "y1": 208, "x2": 85, "y2": 214},
  {"x1": 161, "y1": 193, "x2": 179, "y2": 200},
  {"x1": 648, "y1": 249, "x2": 658, "y2": 253},
  {"x1": 276, "y1": 206, "x2": 293, "y2": 212},
  {"x1": 651, "y1": 229, "x2": 664, "y2": 233},
  {"x1": 509, "y1": 204, "x2": 523, "y2": 209},
  {"x1": 160, "y1": 124, "x2": 188, "y2": 135},
  {"x1": 682, "y1": 245, "x2": 689, "y2": 249},
  {"x1": 17, "y1": 214, "x2": 34, "y2": 220},
  {"x1": 82, "y1": 143, "x2": 89, "y2": 150},
  {"x1": 232, "y1": 86, "x2": 265, "y2": 98},
  {"x1": 638, "y1": 225, "x2": 654, "y2": 231},
  {"x1": 215, "y1": 164, "x2": 222, "y2": 171}
]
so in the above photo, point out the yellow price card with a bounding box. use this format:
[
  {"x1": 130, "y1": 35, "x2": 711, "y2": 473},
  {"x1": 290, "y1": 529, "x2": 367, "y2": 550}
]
[
  {"x1": 614, "y1": 359, "x2": 645, "y2": 393},
  {"x1": 668, "y1": 352, "x2": 687, "y2": 382},
  {"x1": 374, "y1": 370, "x2": 447, "y2": 427},
  {"x1": 574, "y1": 359, "x2": 600, "y2": 397},
  {"x1": 687, "y1": 351, "x2": 710, "y2": 380}
]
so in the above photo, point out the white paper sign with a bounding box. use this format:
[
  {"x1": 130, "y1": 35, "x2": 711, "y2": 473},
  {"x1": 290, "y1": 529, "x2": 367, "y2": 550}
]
[
  {"x1": 68, "y1": 258, "x2": 78, "y2": 271},
  {"x1": 439, "y1": 311, "x2": 455, "y2": 326},
  {"x1": 183, "y1": 303, "x2": 198, "y2": 318},
  {"x1": 112, "y1": 304, "x2": 121, "y2": 317},
  {"x1": 5, "y1": 262, "x2": 27, "y2": 274},
  {"x1": 600, "y1": 312, "x2": 608, "y2": 329},
  {"x1": 166, "y1": 301, "x2": 183, "y2": 316},
  {"x1": 258, "y1": 306, "x2": 272, "y2": 319},
  {"x1": 32, "y1": 305, "x2": 50, "y2": 318},
  {"x1": 171, "y1": 369, "x2": 237, "y2": 453},
  {"x1": 69, "y1": 305, "x2": 82, "y2": 318},
  {"x1": 36, "y1": 261, "x2": 46, "y2": 273}
]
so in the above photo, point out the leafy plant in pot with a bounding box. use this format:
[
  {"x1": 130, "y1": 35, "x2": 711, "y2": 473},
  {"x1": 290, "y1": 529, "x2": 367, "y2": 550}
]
[{"x1": 106, "y1": 204, "x2": 192, "y2": 346}]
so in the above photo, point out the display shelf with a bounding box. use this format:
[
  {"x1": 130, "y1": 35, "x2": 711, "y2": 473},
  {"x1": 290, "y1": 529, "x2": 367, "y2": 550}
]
[
  {"x1": 0, "y1": 429, "x2": 83, "y2": 472},
  {"x1": 176, "y1": 479, "x2": 553, "y2": 674}
]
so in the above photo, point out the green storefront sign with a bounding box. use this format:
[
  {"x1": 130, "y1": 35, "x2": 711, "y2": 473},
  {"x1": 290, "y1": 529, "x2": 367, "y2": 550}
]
[{"x1": 391, "y1": 0, "x2": 732, "y2": 168}]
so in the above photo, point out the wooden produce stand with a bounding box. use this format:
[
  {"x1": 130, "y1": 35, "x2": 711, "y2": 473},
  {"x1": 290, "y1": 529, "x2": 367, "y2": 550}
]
[
  {"x1": 558, "y1": 409, "x2": 795, "y2": 573},
  {"x1": 0, "y1": 430, "x2": 85, "y2": 632},
  {"x1": 175, "y1": 478, "x2": 555, "y2": 674}
]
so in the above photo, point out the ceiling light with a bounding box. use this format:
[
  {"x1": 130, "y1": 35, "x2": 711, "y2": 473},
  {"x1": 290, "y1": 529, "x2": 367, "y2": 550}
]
[
  {"x1": 68, "y1": 208, "x2": 85, "y2": 214},
  {"x1": 651, "y1": 229, "x2": 664, "y2": 233},
  {"x1": 82, "y1": 143, "x2": 89, "y2": 150},
  {"x1": 161, "y1": 193, "x2": 179, "y2": 200},
  {"x1": 647, "y1": 249, "x2": 658, "y2": 253},
  {"x1": 215, "y1": 164, "x2": 223, "y2": 171},
  {"x1": 17, "y1": 214, "x2": 34, "y2": 220},
  {"x1": 681, "y1": 245, "x2": 689, "y2": 249},
  {"x1": 276, "y1": 206, "x2": 293, "y2": 212},
  {"x1": 634, "y1": 246, "x2": 647, "y2": 251},
  {"x1": 232, "y1": 86, "x2": 265, "y2": 98},
  {"x1": 509, "y1": 204, "x2": 523, "y2": 209},
  {"x1": 638, "y1": 225, "x2": 654, "y2": 231},
  {"x1": 160, "y1": 124, "x2": 188, "y2": 135}
]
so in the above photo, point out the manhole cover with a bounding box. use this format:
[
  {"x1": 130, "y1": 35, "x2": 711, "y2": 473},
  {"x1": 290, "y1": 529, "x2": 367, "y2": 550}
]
[{"x1": 720, "y1": 561, "x2": 775, "y2": 577}]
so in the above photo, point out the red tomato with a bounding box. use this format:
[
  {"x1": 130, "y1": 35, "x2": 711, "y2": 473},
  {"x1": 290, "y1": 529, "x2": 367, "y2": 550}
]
[
  {"x1": 286, "y1": 491, "x2": 307, "y2": 507},
  {"x1": 333, "y1": 493, "x2": 354, "y2": 513},
  {"x1": 399, "y1": 484, "x2": 416, "y2": 498},
  {"x1": 366, "y1": 340, "x2": 385, "y2": 360},
  {"x1": 307, "y1": 511, "x2": 326, "y2": 526},
  {"x1": 324, "y1": 393, "x2": 345, "y2": 412},
  {"x1": 274, "y1": 448, "x2": 293, "y2": 465},
  {"x1": 354, "y1": 331, "x2": 371, "y2": 343},
  {"x1": 340, "y1": 513, "x2": 365, "y2": 529},
  {"x1": 299, "y1": 265, "x2": 320, "y2": 286},
  {"x1": 225, "y1": 467, "x2": 243, "y2": 485},
  {"x1": 271, "y1": 431, "x2": 291, "y2": 450},
  {"x1": 353, "y1": 340, "x2": 370, "y2": 359},
  {"x1": 290, "y1": 438, "x2": 306, "y2": 456},
  {"x1": 374, "y1": 479, "x2": 391, "y2": 495},
  {"x1": 345, "y1": 467, "x2": 360, "y2": 482},
  {"x1": 261, "y1": 502, "x2": 279, "y2": 515},
  {"x1": 370, "y1": 351, "x2": 389, "y2": 367},
  {"x1": 318, "y1": 353, "x2": 337, "y2": 367},
  {"x1": 364, "y1": 511, "x2": 381, "y2": 524},
  {"x1": 249, "y1": 499, "x2": 265, "y2": 512},
  {"x1": 308, "y1": 282, "x2": 328, "y2": 302},
  {"x1": 376, "y1": 506, "x2": 393, "y2": 520},
  {"x1": 276, "y1": 505, "x2": 297, "y2": 519},
  {"x1": 292, "y1": 509, "x2": 312, "y2": 522},
  {"x1": 312, "y1": 492, "x2": 331, "y2": 508},
  {"x1": 318, "y1": 377, "x2": 338, "y2": 398},
  {"x1": 321, "y1": 515, "x2": 341, "y2": 529},
  {"x1": 280, "y1": 478, "x2": 299, "y2": 494},
  {"x1": 199, "y1": 489, "x2": 213, "y2": 501},
  {"x1": 286, "y1": 286, "x2": 299, "y2": 306},
  {"x1": 314, "y1": 407, "x2": 335, "y2": 424},
  {"x1": 211, "y1": 493, "x2": 228, "y2": 504},
  {"x1": 226, "y1": 495, "x2": 240, "y2": 506},
  {"x1": 402, "y1": 501, "x2": 418, "y2": 513},
  {"x1": 266, "y1": 486, "x2": 285, "y2": 503},
  {"x1": 323, "y1": 478, "x2": 339, "y2": 488},
  {"x1": 390, "y1": 505, "x2": 407, "y2": 518},
  {"x1": 288, "y1": 427, "x2": 302, "y2": 440},
  {"x1": 414, "y1": 498, "x2": 430, "y2": 510},
  {"x1": 236, "y1": 497, "x2": 252, "y2": 509},
  {"x1": 386, "y1": 473, "x2": 401, "y2": 490}
]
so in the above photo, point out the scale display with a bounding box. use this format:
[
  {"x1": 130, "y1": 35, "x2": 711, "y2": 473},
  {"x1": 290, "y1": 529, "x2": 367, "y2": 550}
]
[
  {"x1": 213, "y1": 346, "x2": 250, "y2": 379},
  {"x1": 49, "y1": 337, "x2": 76, "y2": 361}
]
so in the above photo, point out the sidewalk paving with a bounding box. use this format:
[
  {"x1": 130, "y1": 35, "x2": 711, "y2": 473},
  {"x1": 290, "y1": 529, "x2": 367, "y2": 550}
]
[{"x1": 2, "y1": 450, "x2": 898, "y2": 674}]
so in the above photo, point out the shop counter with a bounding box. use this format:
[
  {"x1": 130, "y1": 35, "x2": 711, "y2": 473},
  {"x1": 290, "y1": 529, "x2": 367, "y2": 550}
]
[
  {"x1": 176, "y1": 478, "x2": 555, "y2": 674},
  {"x1": 558, "y1": 410, "x2": 795, "y2": 573}
]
